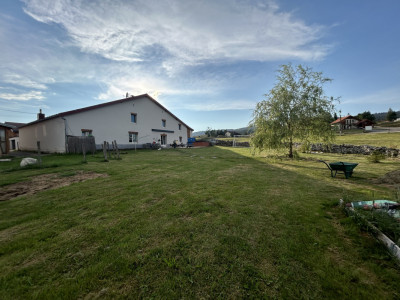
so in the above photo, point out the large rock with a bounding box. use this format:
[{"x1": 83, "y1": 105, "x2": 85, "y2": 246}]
[{"x1": 20, "y1": 157, "x2": 38, "y2": 167}]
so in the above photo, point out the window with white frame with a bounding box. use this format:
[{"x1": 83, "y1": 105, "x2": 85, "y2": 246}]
[
  {"x1": 178, "y1": 124, "x2": 181, "y2": 130},
  {"x1": 162, "y1": 119, "x2": 166, "y2": 127},
  {"x1": 129, "y1": 131, "x2": 138, "y2": 143}
]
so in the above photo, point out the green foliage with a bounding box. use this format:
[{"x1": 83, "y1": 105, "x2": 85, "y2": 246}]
[
  {"x1": 250, "y1": 64, "x2": 337, "y2": 158},
  {"x1": 386, "y1": 108, "x2": 397, "y2": 122},
  {"x1": 357, "y1": 111, "x2": 375, "y2": 122},
  {"x1": 367, "y1": 150, "x2": 386, "y2": 163}
]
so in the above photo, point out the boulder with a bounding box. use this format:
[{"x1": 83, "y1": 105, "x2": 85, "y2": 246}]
[{"x1": 20, "y1": 157, "x2": 38, "y2": 167}]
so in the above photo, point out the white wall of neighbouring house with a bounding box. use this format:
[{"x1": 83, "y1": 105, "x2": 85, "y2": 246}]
[
  {"x1": 63, "y1": 96, "x2": 191, "y2": 149},
  {"x1": 19, "y1": 117, "x2": 66, "y2": 153}
]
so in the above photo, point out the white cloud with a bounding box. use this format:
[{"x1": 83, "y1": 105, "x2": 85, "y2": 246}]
[
  {"x1": 2, "y1": 74, "x2": 53, "y2": 90},
  {"x1": 182, "y1": 100, "x2": 256, "y2": 112},
  {"x1": 22, "y1": 0, "x2": 330, "y2": 74},
  {"x1": 343, "y1": 88, "x2": 400, "y2": 107},
  {"x1": 0, "y1": 90, "x2": 45, "y2": 101}
]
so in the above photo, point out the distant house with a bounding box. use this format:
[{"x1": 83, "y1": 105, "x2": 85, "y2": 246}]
[
  {"x1": 0, "y1": 122, "x2": 22, "y2": 154},
  {"x1": 19, "y1": 94, "x2": 193, "y2": 153},
  {"x1": 355, "y1": 119, "x2": 375, "y2": 129},
  {"x1": 331, "y1": 115, "x2": 360, "y2": 130}
]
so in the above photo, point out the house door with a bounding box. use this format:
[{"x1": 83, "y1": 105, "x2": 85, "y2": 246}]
[
  {"x1": 160, "y1": 134, "x2": 167, "y2": 145},
  {"x1": 0, "y1": 129, "x2": 6, "y2": 154}
]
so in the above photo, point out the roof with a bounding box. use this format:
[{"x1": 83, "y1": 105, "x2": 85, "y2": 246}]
[
  {"x1": 20, "y1": 94, "x2": 193, "y2": 130},
  {"x1": 0, "y1": 122, "x2": 16, "y2": 129},
  {"x1": 4, "y1": 122, "x2": 25, "y2": 128},
  {"x1": 331, "y1": 115, "x2": 359, "y2": 125}
]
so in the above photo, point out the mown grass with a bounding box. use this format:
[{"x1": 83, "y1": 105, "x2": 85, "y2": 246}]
[
  {"x1": 335, "y1": 132, "x2": 400, "y2": 149},
  {"x1": 1, "y1": 147, "x2": 400, "y2": 298},
  {"x1": 219, "y1": 131, "x2": 400, "y2": 149}
]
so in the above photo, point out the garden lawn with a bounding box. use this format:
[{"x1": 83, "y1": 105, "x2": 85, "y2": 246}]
[
  {"x1": 1, "y1": 147, "x2": 400, "y2": 299},
  {"x1": 335, "y1": 132, "x2": 400, "y2": 148}
]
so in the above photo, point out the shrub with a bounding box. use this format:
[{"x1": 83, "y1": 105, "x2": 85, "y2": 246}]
[{"x1": 367, "y1": 150, "x2": 385, "y2": 163}]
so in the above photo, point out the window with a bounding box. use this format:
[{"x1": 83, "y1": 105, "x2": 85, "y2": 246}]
[
  {"x1": 81, "y1": 129, "x2": 92, "y2": 136},
  {"x1": 129, "y1": 131, "x2": 138, "y2": 143},
  {"x1": 131, "y1": 113, "x2": 137, "y2": 123},
  {"x1": 179, "y1": 136, "x2": 182, "y2": 143},
  {"x1": 178, "y1": 124, "x2": 181, "y2": 130},
  {"x1": 162, "y1": 119, "x2": 166, "y2": 127}
]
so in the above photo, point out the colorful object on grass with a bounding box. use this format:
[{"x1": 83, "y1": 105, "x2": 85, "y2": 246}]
[{"x1": 348, "y1": 200, "x2": 400, "y2": 220}]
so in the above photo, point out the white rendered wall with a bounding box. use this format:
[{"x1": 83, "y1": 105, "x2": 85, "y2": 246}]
[
  {"x1": 19, "y1": 117, "x2": 66, "y2": 152},
  {"x1": 64, "y1": 96, "x2": 190, "y2": 149}
]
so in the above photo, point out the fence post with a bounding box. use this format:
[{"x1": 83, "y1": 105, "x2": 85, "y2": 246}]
[
  {"x1": 114, "y1": 140, "x2": 120, "y2": 159},
  {"x1": 82, "y1": 142, "x2": 86, "y2": 162},
  {"x1": 103, "y1": 141, "x2": 108, "y2": 161},
  {"x1": 37, "y1": 141, "x2": 42, "y2": 166},
  {"x1": 106, "y1": 142, "x2": 112, "y2": 159}
]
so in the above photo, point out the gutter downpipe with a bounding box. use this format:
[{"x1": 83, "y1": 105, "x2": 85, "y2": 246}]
[{"x1": 61, "y1": 117, "x2": 68, "y2": 153}]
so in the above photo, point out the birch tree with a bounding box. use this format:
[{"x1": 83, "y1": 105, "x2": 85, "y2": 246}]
[{"x1": 251, "y1": 64, "x2": 337, "y2": 158}]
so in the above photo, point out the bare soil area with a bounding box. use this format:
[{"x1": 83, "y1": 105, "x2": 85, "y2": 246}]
[{"x1": 0, "y1": 171, "x2": 108, "y2": 201}]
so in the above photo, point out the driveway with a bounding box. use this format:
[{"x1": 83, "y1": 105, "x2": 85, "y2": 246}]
[{"x1": 372, "y1": 127, "x2": 400, "y2": 133}]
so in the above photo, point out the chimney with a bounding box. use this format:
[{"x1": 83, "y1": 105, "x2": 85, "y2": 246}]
[{"x1": 37, "y1": 109, "x2": 45, "y2": 120}]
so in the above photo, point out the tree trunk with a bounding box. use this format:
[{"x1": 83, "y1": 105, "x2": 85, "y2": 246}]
[{"x1": 288, "y1": 137, "x2": 293, "y2": 158}]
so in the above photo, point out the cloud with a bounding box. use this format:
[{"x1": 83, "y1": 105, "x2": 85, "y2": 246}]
[
  {"x1": 343, "y1": 88, "x2": 400, "y2": 107},
  {"x1": 182, "y1": 100, "x2": 256, "y2": 112},
  {"x1": 0, "y1": 90, "x2": 45, "y2": 101},
  {"x1": 1, "y1": 74, "x2": 53, "y2": 90},
  {"x1": 22, "y1": 0, "x2": 331, "y2": 74}
]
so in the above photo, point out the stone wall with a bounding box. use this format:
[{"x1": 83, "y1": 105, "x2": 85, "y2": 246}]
[
  {"x1": 307, "y1": 143, "x2": 399, "y2": 157},
  {"x1": 214, "y1": 139, "x2": 399, "y2": 157}
]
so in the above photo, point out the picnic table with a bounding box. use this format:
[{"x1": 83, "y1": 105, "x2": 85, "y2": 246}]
[{"x1": 319, "y1": 160, "x2": 358, "y2": 179}]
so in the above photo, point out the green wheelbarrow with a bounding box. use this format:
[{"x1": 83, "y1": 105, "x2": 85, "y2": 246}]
[{"x1": 319, "y1": 160, "x2": 358, "y2": 179}]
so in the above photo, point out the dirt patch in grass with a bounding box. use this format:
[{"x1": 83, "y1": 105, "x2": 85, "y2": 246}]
[
  {"x1": 0, "y1": 171, "x2": 108, "y2": 201},
  {"x1": 372, "y1": 169, "x2": 400, "y2": 186}
]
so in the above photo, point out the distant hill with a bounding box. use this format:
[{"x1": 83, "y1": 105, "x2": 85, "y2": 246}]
[
  {"x1": 192, "y1": 126, "x2": 254, "y2": 137},
  {"x1": 192, "y1": 131, "x2": 205, "y2": 137},
  {"x1": 373, "y1": 110, "x2": 400, "y2": 121}
]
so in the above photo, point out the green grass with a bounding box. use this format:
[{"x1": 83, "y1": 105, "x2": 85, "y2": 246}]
[
  {"x1": 335, "y1": 132, "x2": 400, "y2": 148},
  {"x1": 377, "y1": 121, "x2": 400, "y2": 127},
  {"x1": 1, "y1": 148, "x2": 400, "y2": 298},
  {"x1": 219, "y1": 131, "x2": 400, "y2": 149}
]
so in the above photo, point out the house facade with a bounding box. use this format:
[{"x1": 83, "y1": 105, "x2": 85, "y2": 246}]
[
  {"x1": 19, "y1": 94, "x2": 193, "y2": 153},
  {"x1": 331, "y1": 115, "x2": 360, "y2": 130}
]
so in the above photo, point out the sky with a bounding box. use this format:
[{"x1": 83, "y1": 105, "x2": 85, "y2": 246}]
[{"x1": 0, "y1": 0, "x2": 399, "y2": 131}]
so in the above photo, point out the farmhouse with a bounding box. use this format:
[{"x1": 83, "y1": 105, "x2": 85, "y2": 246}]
[
  {"x1": 331, "y1": 115, "x2": 360, "y2": 130},
  {"x1": 0, "y1": 122, "x2": 23, "y2": 154},
  {"x1": 19, "y1": 94, "x2": 193, "y2": 153}
]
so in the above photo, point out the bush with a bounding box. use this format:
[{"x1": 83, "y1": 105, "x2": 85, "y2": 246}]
[{"x1": 367, "y1": 150, "x2": 385, "y2": 163}]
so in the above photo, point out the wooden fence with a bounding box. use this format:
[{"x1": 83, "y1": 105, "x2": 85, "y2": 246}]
[{"x1": 67, "y1": 136, "x2": 96, "y2": 154}]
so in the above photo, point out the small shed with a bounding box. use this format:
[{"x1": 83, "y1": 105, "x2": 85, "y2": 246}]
[
  {"x1": 0, "y1": 123, "x2": 20, "y2": 155},
  {"x1": 356, "y1": 119, "x2": 375, "y2": 129}
]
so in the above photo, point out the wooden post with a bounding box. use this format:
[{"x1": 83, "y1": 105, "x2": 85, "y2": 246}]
[
  {"x1": 114, "y1": 140, "x2": 120, "y2": 159},
  {"x1": 112, "y1": 141, "x2": 116, "y2": 158},
  {"x1": 102, "y1": 141, "x2": 108, "y2": 161},
  {"x1": 106, "y1": 142, "x2": 112, "y2": 159},
  {"x1": 37, "y1": 141, "x2": 42, "y2": 166},
  {"x1": 82, "y1": 142, "x2": 86, "y2": 162}
]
